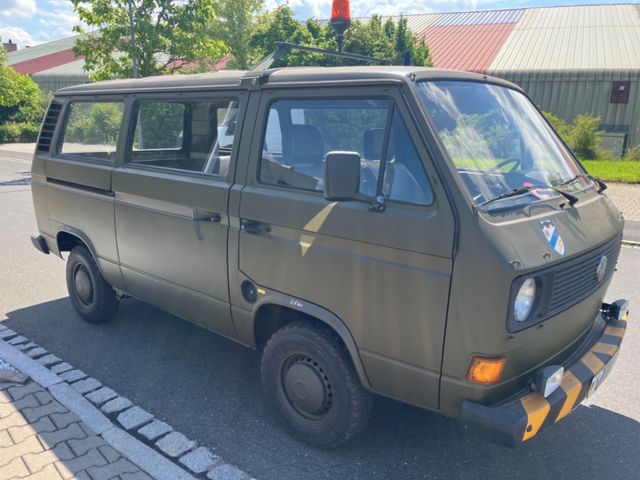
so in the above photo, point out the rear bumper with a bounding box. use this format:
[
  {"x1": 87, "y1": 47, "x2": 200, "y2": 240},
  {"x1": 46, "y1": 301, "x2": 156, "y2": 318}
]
[
  {"x1": 461, "y1": 303, "x2": 628, "y2": 447},
  {"x1": 31, "y1": 235, "x2": 50, "y2": 254}
]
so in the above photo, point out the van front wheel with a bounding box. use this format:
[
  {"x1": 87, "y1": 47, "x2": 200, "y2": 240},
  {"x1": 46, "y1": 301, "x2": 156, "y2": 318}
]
[
  {"x1": 261, "y1": 321, "x2": 372, "y2": 448},
  {"x1": 66, "y1": 246, "x2": 118, "y2": 324}
]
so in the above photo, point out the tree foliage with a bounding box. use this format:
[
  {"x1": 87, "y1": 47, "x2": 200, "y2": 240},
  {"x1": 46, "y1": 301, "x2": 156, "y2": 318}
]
[
  {"x1": 212, "y1": 0, "x2": 263, "y2": 70},
  {"x1": 0, "y1": 37, "x2": 45, "y2": 142},
  {"x1": 248, "y1": 6, "x2": 432, "y2": 68},
  {"x1": 71, "y1": 0, "x2": 228, "y2": 80},
  {"x1": 543, "y1": 112, "x2": 604, "y2": 160}
]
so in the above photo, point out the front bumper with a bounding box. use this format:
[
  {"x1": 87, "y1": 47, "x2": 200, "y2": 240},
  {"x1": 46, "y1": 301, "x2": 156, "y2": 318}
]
[{"x1": 461, "y1": 303, "x2": 628, "y2": 447}]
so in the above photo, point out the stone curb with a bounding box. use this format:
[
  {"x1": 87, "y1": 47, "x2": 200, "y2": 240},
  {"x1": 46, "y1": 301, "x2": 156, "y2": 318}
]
[
  {"x1": 0, "y1": 329, "x2": 254, "y2": 480},
  {"x1": 621, "y1": 239, "x2": 640, "y2": 248}
]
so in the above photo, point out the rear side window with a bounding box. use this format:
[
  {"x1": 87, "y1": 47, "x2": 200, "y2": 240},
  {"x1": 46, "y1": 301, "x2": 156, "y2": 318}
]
[
  {"x1": 128, "y1": 99, "x2": 239, "y2": 176},
  {"x1": 260, "y1": 98, "x2": 433, "y2": 205},
  {"x1": 59, "y1": 102, "x2": 124, "y2": 161}
]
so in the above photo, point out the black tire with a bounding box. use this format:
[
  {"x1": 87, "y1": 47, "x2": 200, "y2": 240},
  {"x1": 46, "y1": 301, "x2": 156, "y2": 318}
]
[
  {"x1": 66, "y1": 246, "x2": 118, "y2": 324},
  {"x1": 261, "y1": 321, "x2": 372, "y2": 448}
]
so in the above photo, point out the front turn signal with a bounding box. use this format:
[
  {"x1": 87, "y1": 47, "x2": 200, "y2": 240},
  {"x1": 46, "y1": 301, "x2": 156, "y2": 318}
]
[{"x1": 466, "y1": 356, "x2": 506, "y2": 385}]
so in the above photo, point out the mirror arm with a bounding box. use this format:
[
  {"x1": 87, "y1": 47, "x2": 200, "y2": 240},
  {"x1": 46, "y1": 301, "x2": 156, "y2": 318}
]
[{"x1": 370, "y1": 104, "x2": 395, "y2": 213}]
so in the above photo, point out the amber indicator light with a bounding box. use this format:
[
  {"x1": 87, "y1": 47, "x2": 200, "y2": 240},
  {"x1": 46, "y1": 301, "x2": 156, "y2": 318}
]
[{"x1": 466, "y1": 356, "x2": 506, "y2": 385}]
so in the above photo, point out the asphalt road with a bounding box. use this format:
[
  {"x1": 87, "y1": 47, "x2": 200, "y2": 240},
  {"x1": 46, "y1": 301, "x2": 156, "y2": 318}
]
[{"x1": 1, "y1": 155, "x2": 639, "y2": 480}]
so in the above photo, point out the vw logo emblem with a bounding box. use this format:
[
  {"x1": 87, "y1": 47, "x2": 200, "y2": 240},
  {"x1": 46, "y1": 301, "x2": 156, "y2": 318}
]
[{"x1": 596, "y1": 255, "x2": 608, "y2": 282}]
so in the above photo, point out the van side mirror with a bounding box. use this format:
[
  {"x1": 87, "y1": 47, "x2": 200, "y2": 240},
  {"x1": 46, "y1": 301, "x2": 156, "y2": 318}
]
[{"x1": 324, "y1": 151, "x2": 361, "y2": 201}]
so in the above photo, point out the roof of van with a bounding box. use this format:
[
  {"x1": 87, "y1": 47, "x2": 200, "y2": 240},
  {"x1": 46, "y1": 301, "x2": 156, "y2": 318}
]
[{"x1": 55, "y1": 66, "x2": 519, "y2": 95}]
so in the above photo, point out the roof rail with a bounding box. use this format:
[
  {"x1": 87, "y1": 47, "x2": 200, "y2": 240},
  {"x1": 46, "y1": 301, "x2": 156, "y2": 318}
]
[{"x1": 241, "y1": 41, "x2": 392, "y2": 89}]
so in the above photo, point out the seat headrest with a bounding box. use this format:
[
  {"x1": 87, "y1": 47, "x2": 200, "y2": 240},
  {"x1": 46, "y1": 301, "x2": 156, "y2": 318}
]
[
  {"x1": 284, "y1": 125, "x2": 325, "y2": 166},
  {"x1": 363, "y1": 128, "x2": 386, "y2": 160}
]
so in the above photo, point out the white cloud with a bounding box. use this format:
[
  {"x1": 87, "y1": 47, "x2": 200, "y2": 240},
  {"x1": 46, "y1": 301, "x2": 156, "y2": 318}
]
[
  {"x1": 0, "y1": 0, "x2": 36, "y2": 18},
  {"x1": 0, "y1": 25, "x2": 38, "y2": 47}
]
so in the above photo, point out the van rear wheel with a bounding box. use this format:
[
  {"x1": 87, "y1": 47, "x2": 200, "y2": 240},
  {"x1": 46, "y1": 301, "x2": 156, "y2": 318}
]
[
  {"x1": 66, "y1": 246, "x2": 118, "y2": 324},
  {"x1": 261, "y1": 321, "x2": 372, "y2": 448}
]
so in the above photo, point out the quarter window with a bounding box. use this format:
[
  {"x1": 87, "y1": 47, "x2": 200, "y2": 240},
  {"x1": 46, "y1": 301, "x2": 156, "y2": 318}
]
[
  {"x1": 128, "y1": 99, "x2": 239, "y2": 176},
  {"x1": 59, "y1": 102, "x2": 124, "y2": 161},
  {"x1": 260, "y1": 99, "x2": 433, "y2": 205}
]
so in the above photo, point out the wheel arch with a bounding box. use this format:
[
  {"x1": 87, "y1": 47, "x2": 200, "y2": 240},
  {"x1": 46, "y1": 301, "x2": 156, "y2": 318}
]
[
  {"x1": 252, "y1": 295, "x2": 371, "y2": 389},
  {"x1": 56, "y1": 227, "x2": 99, "y2": 263}
]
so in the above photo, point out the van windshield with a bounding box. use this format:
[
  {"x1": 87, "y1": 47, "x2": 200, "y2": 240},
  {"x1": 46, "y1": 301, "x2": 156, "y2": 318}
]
[{"x1": 416, "y1": 80, "x2": 592, "y2": 210}]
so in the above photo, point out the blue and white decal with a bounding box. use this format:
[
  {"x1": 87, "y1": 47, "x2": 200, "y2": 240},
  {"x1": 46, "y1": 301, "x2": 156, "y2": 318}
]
[{"x1": 540, "y1": 220, "x2": 566, "y2": 256}]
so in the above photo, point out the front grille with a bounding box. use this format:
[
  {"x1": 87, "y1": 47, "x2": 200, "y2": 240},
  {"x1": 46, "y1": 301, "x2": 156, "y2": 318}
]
[{"x1": 547, "y1": 233, "x2": 622, "y2": 317}]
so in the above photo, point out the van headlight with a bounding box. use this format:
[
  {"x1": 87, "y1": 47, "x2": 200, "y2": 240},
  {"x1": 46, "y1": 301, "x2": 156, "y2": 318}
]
[{"x1": 514, "y1": 277, "x2": 537, "y2": 323}]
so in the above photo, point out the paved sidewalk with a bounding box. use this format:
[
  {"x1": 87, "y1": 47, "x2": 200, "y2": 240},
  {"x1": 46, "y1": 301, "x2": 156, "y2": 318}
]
[
  {"x1": 0, "y1": 326, "x2": 251, "y2": 480},
  {"x1": 606, "y1": 183, "x2": 640, "y2": 244},
  {"x1": 1, "y1": 381, "x2": 150, "y2": 480}
]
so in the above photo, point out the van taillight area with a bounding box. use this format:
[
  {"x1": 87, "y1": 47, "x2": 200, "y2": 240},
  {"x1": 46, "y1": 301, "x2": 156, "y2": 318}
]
[{"x1": 461, "y1": 300, "x2": 629, "y2": 447}]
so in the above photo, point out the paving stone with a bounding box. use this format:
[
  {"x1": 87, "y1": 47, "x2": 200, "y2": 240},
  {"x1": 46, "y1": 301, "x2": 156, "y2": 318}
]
[
  {"x1": 37, "y1": 354, "x2": 62, "y2": 367},
  {"x1": 57, "y1": 448, "x2": 108, "y2": 475},
  {"x1": 101, "y1": 397, "x2": 132, "y2": 414},
  {"x1": 155, "y1": 431, "x2": 196, "y2": 458},
  {"x1": 71, "y1": 378, "x2": 102, "y2": 395},
  {"x1": 121, "y1": 471, "x2": 154, "y2": 480},
  {"x1": 39, "y1": 422, "x2": 86, "y2": 448},
  {"x1": 179, "y1": 446, "x2": 220, "y2": 474},
  {"x1": 22, "y1": 400, "x2": 68, "y2": 423},
  {"x1": 207, "y1": 463, "x2": 246, "y2": 480},
  {"x1": 16, "y1": 341, "x2": 38, "y2": 351},
  {"x1": 28, "y1": 463, "x2": 65, "y2": 480},
  {"x1": 7, "y1": 382, "x2": 41, "y2": 401},
  {"x1": 8, "y1": 335, "x2": 28, "y2": 345},
  {"x1": 68, "y1": 436, "x2": 106, "y2": 457},
  {"x1": 0, "y1": 457, "x2": 29, "y2": 479},
  {"x1": 0, "y1": 328, "x2": 17, "y2": 339},
  {"x1": 8, "y1": 416, "x2": 56, "y2": 444},
  {"x1": 49, "y1": 383, "x2": 113, "y2": 436},
  {"x1": 0, "y1": 392, "x2": 38, "y2": 417},
  {"x1": 50, "y1": 412, "x2": 79, "y2": 430},
  {"x1": 0, "y1": 430, "x2": 12, "y2": 447},
  {"x1": 35, "y1": 390, "x2": 54, "y2": 405},
  {"x1": 0, "y1": 435, "x2": 44, "y2": 463},
  {"x1": 59, "y1": 369, "x2": 88, "y2": 383},
  {"x1": 85, "y1": 458, "x2": 140, "y2": 480},
  {"x1": 85, "y1": 387, "x2": 117, "y2": 406},
  {"x1": 23, "y1": 442, "x2": 74, "y2": 473},
  {"x1": 66, "y1": 469, "x2": 90, "y2": 480},
  {"x1": 26, "y1": 347, "x2": 48, "y2": 358},
  {"x1": 137, "y1": 420, "x2": 172, "y2": 441},
  {"x1": 97, "y1": 444, "x2": 120, "y2": 463},
  {"x1": 51, "y1": 362, "x2": 74, "y2": 374},
  {"x1": 0, "y1": 410, "x2": 27, "y2": 430},
  {"x1": 117, "y1": 406, "x2": 153, "y2": 430}
]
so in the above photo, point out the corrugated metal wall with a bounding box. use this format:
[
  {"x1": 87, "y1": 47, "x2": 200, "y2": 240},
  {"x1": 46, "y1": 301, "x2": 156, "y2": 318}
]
[{"x1": 496, "y1": 70, "x2": 640, "y2": 151}]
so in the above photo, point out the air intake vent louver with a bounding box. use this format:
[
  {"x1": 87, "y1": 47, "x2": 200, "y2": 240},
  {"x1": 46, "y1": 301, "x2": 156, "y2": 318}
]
[{"x1": 37, "y1": 101, "x2": 62, "y2": 152}]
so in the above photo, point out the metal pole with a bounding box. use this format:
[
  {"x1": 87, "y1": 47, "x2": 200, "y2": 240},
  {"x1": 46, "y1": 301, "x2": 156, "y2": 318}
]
[
  {"x1": 128, "y1": 0, "x2": 139, "y2": 79},
  {"x1": 128, "y1": 0, "x2": 143, "y2": 148}
]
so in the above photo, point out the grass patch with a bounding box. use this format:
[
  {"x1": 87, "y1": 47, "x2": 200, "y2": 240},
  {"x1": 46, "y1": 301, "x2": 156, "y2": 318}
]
[{"x1": 581, "y1": 160, "x2": 640, "y2": 183}]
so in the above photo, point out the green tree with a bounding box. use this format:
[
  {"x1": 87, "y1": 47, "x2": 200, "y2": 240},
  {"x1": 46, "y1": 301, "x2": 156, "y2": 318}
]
[
  {"x1": 248, "y1": 7, "x2": 432, "y2": 68},
  {"x1": 212, "y1": 0, "x2": 263, "y2": 70},
  {"x1": 0, "y1": 37, "x2": 45, "y2": 142},
  {"x1": 71, "y1": 0, "x2": 228, "y2": 80}
]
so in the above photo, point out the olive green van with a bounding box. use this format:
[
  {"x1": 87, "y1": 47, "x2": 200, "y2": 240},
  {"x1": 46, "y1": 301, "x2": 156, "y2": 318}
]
[{"x1": 30, "y1": 65, "x2": 629, "y2": 448}]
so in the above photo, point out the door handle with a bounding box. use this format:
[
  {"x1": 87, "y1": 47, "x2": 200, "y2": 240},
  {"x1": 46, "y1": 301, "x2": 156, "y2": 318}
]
[
  {"x1": 193, "y1": 212, "x2": 221, "y2": 223},
  {"x1": 240, "y1": 219, "x2": 271, "y2": 234}
]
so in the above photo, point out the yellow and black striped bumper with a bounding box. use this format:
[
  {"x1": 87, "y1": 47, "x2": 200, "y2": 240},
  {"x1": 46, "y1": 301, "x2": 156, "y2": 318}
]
[{"x1": 461, "y1": 310, "x2": 628, "y2": 446}]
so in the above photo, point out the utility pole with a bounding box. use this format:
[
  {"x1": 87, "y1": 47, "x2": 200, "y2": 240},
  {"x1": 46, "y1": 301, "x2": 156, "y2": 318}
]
[
  {"x1": 128, "y1": 0, "x2": 139, "y2": 78},
  {"x1": 128, "y1": 0, "x2": 143, "y2": 148}
]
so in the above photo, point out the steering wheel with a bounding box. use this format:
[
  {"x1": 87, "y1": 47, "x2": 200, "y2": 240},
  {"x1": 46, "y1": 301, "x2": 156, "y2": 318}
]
[{"x1": 490, "y1": 157, "x2": 522, "y2": 174}]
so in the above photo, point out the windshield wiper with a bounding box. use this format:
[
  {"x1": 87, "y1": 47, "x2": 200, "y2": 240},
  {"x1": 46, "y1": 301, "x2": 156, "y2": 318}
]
[
  {"x1": 479, "y1": 184, "x2": 578, "y2": 210},
  {"x1": 558, "y1": 173, "x2": 607, "y2": 193}
]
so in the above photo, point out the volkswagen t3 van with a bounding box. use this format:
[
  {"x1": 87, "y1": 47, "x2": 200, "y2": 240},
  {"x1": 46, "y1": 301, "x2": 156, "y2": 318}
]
[{"x1": 30, "y1": 64, "x2": 629, "y2": 447}]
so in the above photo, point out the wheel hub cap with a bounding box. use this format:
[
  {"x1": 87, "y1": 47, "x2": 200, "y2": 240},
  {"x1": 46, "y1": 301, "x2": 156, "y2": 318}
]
[
  {"x1": 283, "y1": 358, "x2": 330, "y2": 416},
  {"x1": 74, "y1": 268, "x2": 92, "y2": 303}
]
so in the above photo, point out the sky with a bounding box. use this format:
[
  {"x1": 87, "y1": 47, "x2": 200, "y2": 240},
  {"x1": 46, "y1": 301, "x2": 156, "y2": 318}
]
[{"x1": 0, "y1": 0, "x2": 636, "y2": 49}]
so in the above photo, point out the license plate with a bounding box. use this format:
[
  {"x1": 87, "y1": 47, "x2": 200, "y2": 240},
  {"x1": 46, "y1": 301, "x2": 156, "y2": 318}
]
[{"x1": 588, "y1": 354, "x2": 618, "y2": 398}]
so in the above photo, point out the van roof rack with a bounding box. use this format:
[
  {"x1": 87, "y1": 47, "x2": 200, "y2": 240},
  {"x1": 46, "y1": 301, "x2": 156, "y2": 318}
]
[{"x1": 241, "y1": 41, "x2": 392, "y2": 89}]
